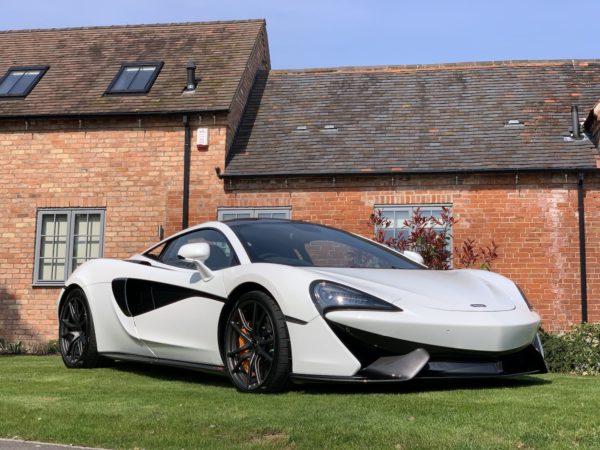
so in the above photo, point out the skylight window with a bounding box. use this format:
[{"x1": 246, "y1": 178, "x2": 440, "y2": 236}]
[
  {"x1": 106, "y1": 62, "x2": 163, "y2": 94},
  {"x1": 0, "y1": 66, "x2": 48, "y2": 98}
]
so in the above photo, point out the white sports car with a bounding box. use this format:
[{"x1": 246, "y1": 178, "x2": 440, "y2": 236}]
[{"x1": 58, "y1": 219, "x2": 546, "y2": 392}]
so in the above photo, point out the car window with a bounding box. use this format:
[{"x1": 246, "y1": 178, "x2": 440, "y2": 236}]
[
  {"x1": 305, "y1": 240, "x2": 389, "y2": 268},
  {"x1": 159, "y1": 229, "x2": 238, "y2": 271},
  {"x1": 230, "y1": 221, "x2": 420, "y2": 269},
  {"x1": 144, "y1": 241, "x2": 166, "y2": 261}
]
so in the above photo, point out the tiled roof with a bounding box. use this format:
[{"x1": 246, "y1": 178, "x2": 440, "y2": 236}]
[
  {"x1": 0, "y1": 20, "x2": 266, "y2": 117},
  {"x1": 226, "y1": 61, "x2": 600, "y2": 176}
]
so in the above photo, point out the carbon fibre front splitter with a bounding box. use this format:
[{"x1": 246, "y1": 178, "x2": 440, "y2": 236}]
[{"x1": 290, "y1": 343, "x2": 547, "y2": 384}]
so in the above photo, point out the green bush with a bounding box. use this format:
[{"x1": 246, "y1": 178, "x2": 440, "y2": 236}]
[
  {"x1": 0, "y1": 340, "x2": 24, "y2": 355},
  {"x1": 540, "y1": 323, "x2": 600, "y2": 375},
  {"x1": 0, "y1": 339, "x2": 59, "y2": 355}
]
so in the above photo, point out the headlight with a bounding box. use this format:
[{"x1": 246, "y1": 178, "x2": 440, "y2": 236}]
[
  {"x1": 516, "y1": 284, "x2": 533, "y2": 311},
  {"x1": 310, "y1": 280, "x2": 401, "y2": 314}
]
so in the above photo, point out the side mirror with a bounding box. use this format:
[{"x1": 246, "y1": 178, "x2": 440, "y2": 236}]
[
  {"x1": 178, "y1": 243, "x2": 214, "y2": 281},
  {"x1": 403, "y1": 250, "x2": 425, "y2": 266}
]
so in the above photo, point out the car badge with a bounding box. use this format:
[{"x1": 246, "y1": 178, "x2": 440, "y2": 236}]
[{"x1": 470, "y1": 304, "x2": 487, "y2": 308}]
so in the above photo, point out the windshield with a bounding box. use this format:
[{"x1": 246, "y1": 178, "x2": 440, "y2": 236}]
[{"x1": 229, "y1": 221, "x2": 421, "y2": 269}]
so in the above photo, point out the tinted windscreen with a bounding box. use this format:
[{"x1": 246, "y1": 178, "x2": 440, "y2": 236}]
[{"x1": 229, "y1": 221, "x2": 420, "y2": 269}]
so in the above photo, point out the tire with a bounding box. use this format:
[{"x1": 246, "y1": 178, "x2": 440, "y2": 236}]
[
  {"x1": 223, "y1": 291, "x2": 291, "y2": 393},
  {"x1": 58, "y1": 287, "x2": 103, "y2": 368}
]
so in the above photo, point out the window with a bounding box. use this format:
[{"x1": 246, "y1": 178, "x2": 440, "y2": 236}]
[
  {"x1": 0, "y1": 66, "x2": 48, "y2": 98},
  {"x1": 34, "y1": 209, "x2": 105, "y2": 286},
  {"x1": 158, "y1": 228, "x2": 238, "y2": 271},
  {"x1": 217, "y1": 207, "x2": 291, "y2": 221},
  {"x1": 105, "y1": 62, "x2": 163, "y2": 94},
  {"x1": 376, "y1": 205, "x2": 451, "y2": 242}
]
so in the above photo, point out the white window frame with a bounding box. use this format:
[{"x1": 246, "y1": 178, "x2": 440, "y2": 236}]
[
  {"x1": 33, "y1": 208, "x2": 106, "y2": 287},
  {"x1": 217, "y1": 207, "x2": 292, "y2": 221}
]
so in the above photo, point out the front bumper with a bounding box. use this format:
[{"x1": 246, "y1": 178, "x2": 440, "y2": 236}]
[
  {"x1": 324, "y1": 317, "x2": 547, "y2": 381},
  {"x1": 325, "y1": 307, "x2": 540, "y2": 353},
  {"x1": 288, "y1": 308, "x2": 546, "y2": 383}
]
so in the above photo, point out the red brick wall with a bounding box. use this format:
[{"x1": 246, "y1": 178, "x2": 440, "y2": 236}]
[
  {"x1": 1, "y1": 114, "x2": 598, "y2": 345},
  {"x1": 0, "y1": 115, "x2": 229, "y2": 345}
]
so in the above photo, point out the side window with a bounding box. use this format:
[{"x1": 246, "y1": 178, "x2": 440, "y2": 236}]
[
  {"x1": 145, "y1": 241, "x2": 166, "y2": 261},
  {"x1": 160, "y1": 229, "x2": 237, "y2": 271}
]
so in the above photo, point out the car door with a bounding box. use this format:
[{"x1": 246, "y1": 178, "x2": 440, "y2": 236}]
[{"x1": 129, "y1": 228, "x2": 237, "y2": 366}]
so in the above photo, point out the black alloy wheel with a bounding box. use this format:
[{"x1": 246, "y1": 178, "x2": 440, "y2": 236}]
[
  {"x1": 224, "y1": 291, "x2": 291, "y2": 393},
  {"x1": 58, "y1": 288, "x2": 101, "y2": 368}
]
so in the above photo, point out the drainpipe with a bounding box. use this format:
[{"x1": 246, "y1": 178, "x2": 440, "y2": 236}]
[
  {"x1": 182, "y1": 113, "x2": 191, "y2": 230},
  {"x1": 577, "y1": 172, "x2": 588, "y2": 323}
]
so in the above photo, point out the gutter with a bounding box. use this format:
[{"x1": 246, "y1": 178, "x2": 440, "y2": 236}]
[
  {"x1": 0, "y1": 109, "x2": 229, "y2": 120},
  {"x1": 577, "y1": 172, "x2": 588, "y2": 323},
  {"x1": 182, "y1": 114, "x2": 191, "y2": 230},
  {"x1": 219, "y1": 167, "x2": 599, "y2": 179}
]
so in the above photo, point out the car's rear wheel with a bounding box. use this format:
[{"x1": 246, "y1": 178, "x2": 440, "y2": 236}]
[
  {"x1": 223, "y1": 291, "x2": 291, "y2": 393},
  {"x1": 58, "y1": 287, "x2": 102, "y2": 368}
]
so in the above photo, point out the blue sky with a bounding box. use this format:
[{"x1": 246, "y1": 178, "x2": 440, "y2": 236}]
[{"x1": 1, "y1": 1, "x2": 597, "y2": 69}]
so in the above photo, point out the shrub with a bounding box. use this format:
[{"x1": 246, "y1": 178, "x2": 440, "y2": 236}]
[
  {"x1": 540, "y1": 323, "x2": 600, "y2": 375},
  {"x1": 370, "y1": 208, "x2": 499, "y2": 270},
  {"x1": 0, "y1": 340, "x2": 24, "y2": 355},
  {"x1": 0, "y1": 339, "x2": 59, "y2": 355},
  {"x1": 28, "y1": 339, "x2": 60, "y2": 355}
]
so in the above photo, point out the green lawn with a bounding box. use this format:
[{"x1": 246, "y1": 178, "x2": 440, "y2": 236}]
[{"x1": 0, "y1": 356, "x2": 598, "y2": 449}]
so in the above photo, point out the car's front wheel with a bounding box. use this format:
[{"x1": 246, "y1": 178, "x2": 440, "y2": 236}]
[
  {"x1": 223, "y1": 291, "x2": 291, "y2": 393},
  {"x1": 58, "y1": 287, "x2": 102, "y2": 368}
]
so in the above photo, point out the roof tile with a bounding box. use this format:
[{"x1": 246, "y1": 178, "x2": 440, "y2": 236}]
[
  {"x1": 227, "y1": 61, "x2": 600, "y2": 174},
  {"x1": 0, "y1": 20, "x2": 265, "y2": 117}
]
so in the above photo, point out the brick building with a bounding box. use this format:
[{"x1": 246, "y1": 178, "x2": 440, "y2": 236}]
[{"x1": 0, "y1": 20, "x2": 599, "y2": 346}]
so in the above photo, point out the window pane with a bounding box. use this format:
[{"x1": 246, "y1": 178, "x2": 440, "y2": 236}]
[
  {"x1": 130, "y1": 66, "x2": 156, "y2": 90},
  {"x1": 41, "y1": 213, "x2": 66, "y2": 235},
  {"x1": 89, "y1": 214, "x2": 101, "y2": 236},
  {"x1": 72, "y1": 213, "x2": 102, "y2": 271},
  {"x1": 381, "y1": 210, "x2": 395, "y2": 226},
  {"x1": 395, "y1": 210, "x2": 410, "y2": 228},
  {"x1": 228, "y1": 212, "x2": 252, "y2": 219},
  {"x1": 257, "y1": 212, "x2": 272, "y2": 218},
  {"x1": 272, "y1": 213, "x2": 289, "y2": 219},
  {"x1": 38, "y1": 213, "x2": 69, "y2": 281},
  {"x1": 112, "y1": 67, "x2": 139, "y2": 90},
  {"x1": 398, "y1": 229, "x2": 410, "y2": 241},
  {"x1": 383, "y1": 229, "x2": 395, "y2": 241},
  {"x1": 39, "y1": 259, "x2": 65, "y2": 281},
  {"x1": 0, "y1": 72, "x2": 23, "y2": 95},
  {"x1": 10, "y1": 70, "x2": 40, "y2": 95}
]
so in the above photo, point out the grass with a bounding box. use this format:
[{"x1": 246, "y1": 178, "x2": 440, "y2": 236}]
[{"x1": 0, "y1": 356, "x2": 599, "y2": 449}]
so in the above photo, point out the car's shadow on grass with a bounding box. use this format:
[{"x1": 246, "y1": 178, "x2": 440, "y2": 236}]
[
  {"x1": 107, "y1": 360, "x2": 550, "y2": 394},
  {"x1": 108, "y1": 360, "x2": 232, "y2": 388}
]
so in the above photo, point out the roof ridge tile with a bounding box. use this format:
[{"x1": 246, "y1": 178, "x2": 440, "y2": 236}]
[
  {"x1": 0, "y1": 19, "x2": 266, "y2": 34},
  {"x1": 270, "y1": 59, "x2": 600, "y2": 75}
]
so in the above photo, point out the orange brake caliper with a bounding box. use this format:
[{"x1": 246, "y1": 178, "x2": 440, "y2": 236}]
[{"x1": 239, "y1": 322, "x2": 252, "y2": 374}]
